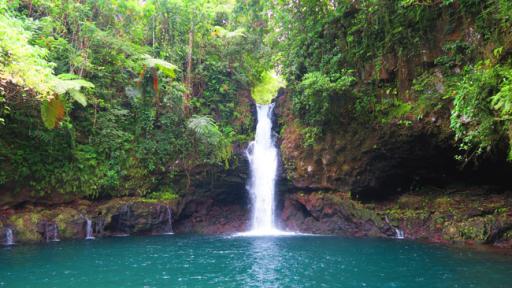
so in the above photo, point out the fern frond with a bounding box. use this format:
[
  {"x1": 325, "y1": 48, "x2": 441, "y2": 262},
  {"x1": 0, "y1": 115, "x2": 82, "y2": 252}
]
[
  {"x1": 141, "y1": 54, "x2": 178, "y2": 79},
  {"x1": 187, "y1": 115, "x2": 222, "y2": 145}
]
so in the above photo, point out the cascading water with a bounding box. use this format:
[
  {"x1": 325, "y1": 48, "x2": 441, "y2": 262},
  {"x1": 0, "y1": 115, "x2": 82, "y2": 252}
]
[
  {"x1": 238, "y1": 104, "x2": 292, "y2": 236},
  {"x1": 85, "y1": 218, "x2": 95, "y2": 240},
  {"x1": 164, "y1": 206, "x2": 174, "y2": 234},
  {"x1": 45, "y1": 222, "x2": 60, "y2": 242},
  {"x1": 385, "y1": 216, "x2": 405, "y2": 239},
  {"x1": 395, "y1": 228, "x2": 405, "y2": 239},
  {"x1": 4, "y1": 228, "x2": 14, "y2": 245}
]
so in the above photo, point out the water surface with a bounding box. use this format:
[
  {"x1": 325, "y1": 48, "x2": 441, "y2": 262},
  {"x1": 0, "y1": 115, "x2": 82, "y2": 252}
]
[{"x1": 1, "y1": 235, "x2": 511, "y2": 287}]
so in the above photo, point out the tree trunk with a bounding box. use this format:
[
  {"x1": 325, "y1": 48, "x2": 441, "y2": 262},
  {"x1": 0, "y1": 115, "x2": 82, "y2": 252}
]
[{"x1": 184, "y1": 22, "x2": 194, "y2": 116}]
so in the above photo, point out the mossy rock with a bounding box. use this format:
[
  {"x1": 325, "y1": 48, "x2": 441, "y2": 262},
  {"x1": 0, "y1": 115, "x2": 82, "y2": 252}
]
[
  {"x1": 397, "y1": 195, "x2": 424, "y2": 210},
  {"x1": 9, "y1": 212, "x2": 43, "y2": 242},
  {"x1": 502, "y1": 229, "x2": 512, "y2": 241},
  {"x1": 433, "y1": 196, "x2": 453, "y2": 210},
  {"x1": 442, "y1": 216, "x2": 496, "y2": 242},
  {"x1": 54, "y1": 207, "x2": 84, "y2": 239}
]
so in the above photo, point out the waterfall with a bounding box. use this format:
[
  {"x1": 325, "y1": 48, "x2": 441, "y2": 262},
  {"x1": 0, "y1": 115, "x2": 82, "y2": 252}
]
[
  {"x1": 52, "y1": 223, "x2": 60, "y2": 241},
  {"x1": 85, "y1": 218, "x2": 95, "y2": 240},
  {"x1": 385, "y1": 216, "x2": 405, "y2": 239},
  {"x1": 395, "y1": 228, "x2": 405, "y2": 239},
  {"x1": 164, "y1": 206, "x2": 174, "y2": 234},
  {"x1": 4, "y1": 228, "x2": 14, "y2": 245},
  {"x1": 238, "y1": 104, "x2": 292, "y2": 236},
  {"x1": 45, "y1": 222, "x2": 60, "y2": 242}
]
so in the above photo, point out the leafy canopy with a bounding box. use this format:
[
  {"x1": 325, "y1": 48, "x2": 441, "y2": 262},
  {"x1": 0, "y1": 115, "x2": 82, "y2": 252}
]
[{"x1": 251, "y1": 70, "x2": 286, "y2": 104}]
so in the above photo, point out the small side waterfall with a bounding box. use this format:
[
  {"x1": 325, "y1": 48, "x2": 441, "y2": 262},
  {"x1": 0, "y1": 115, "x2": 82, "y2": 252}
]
[
  {"x1": 45, "y1": 222, "x2": 60, "y2": 242},
  {"x1": 4, "y1": 228, "x2": 14, "y2": 245},
  {"x1": 395, "y1": 228, "x2": 405, "y2": 239},
  {"x1": 238, "y1": 104, "x2": 292, "y2": 236},
  {"x1": 52, "y1": 224, "x2": 60, "y2": 241},
  {"x1": 164, "y1": 206, "x2": 174, "y2": 234},
  {"x1": 385, "y1": 216, "x2": 405, "y2": 239},
  {"x1": 85, "y1": 218, "x2": 95, "y2": 240}
]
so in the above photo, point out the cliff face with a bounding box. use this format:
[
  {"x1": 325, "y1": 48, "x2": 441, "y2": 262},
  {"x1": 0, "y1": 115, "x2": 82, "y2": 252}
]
[
  {"x1": 274, "y1": 105, "x2": 512, "y2": 247},
  {"x1": 274, "y1": 4, "x2": 512, "y2": 196},
  {"x1": 270, "y1": 10, "x2": 512, "y2": 247},
  {"x1": 279, "y1": 115, "x2": 455, "y2": 201},
  {"x1": 277, "y1": 71, "x2": 468, "y2": 195}
]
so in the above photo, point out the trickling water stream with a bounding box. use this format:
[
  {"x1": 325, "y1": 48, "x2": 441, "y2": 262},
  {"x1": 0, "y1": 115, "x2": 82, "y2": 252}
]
[
  {"x1": 44, "y1": 223, "x2": 60, "y2": 242},
  {"x1": 85, "y1": 218, "x2": 95, "y2": 240},
  {"x1": 395, "y1": 229, "x2": 405, "y2": 239},
  {"x1": 164, "y1": 206, "x2": 174, "y2": 234},
  {"x1": 4, "y1": 228, "x2": 14, "y2": 245}
]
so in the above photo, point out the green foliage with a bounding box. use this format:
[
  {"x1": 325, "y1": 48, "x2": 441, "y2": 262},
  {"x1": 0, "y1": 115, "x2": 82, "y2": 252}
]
[
  {"x1": 187, "y1": 115, "x2": 233, "y2": 168},
  {"x1": 0, "y1": 0, "x2": 267, "y2": 198},
  {"x1": 146, "y1": 188, "x2": 179, "y2": 201},
  {"x1": 434, "y1": 41, "x2": 476, "y2": 69},
  {"x1": 188, "y1": 115, "x2": 223, "y2": 145},
  {"x1": 142, "y1": 55, "x2": 179, "y2": 79},
  {"x1": 0, "y1": 13, "x2": 56, "y2": 98},
  {"x1": 376, "y1": 98, "x2": 413, "y2": 124},
  {"x1": 212, "y1": 26, "x2": 246, "y2": 39},
  {"x1": 251, "y1": 70, "x2": 285, "y2": 104},
  {"x1": 270, "y1": 0, "x2": 512, "y2": 162},
  {"x1": 410, "y1": 73, "x2": 446, "y2": 118},
  {"x1": 5, "y1": 0, "x2": 511, "y2": 199},
  {"x1": 294, "y1": 71, "x2": 355, "y2": 128},
  {"x1": 301, "y1": 126, "x2": 322, "y2": 147},
  {"x1": 449, "y1": 61, "x2": 512, "y2": 161},
  {"x1": 40, "y1": 96, "x2": 65, "y2": 129},
  {"x1": 490, "y1": 69, "x2": 512, "y2": 117}
]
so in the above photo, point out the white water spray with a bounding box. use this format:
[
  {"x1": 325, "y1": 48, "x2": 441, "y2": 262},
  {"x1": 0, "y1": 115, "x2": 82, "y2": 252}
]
[
  {"x1": 385, "y1": 216, "x2": 405, "y2": 239},
  {"x1": 4, "y1": 228, "x2": 14, "y2": 245},
  {"x1": 395, "y1": 228, "x2": 405, "y2": 239},
  {"x1": 45, "y1": 223, "x2": 60, "y2": 242},
  {"x1": 85, "y1": 218, "x2": 95, "y2": 240},
  {"x1": 164, "y1": 206, "x2": 174, "y2": 235},
  {"x1": 238, "y1": 104, "x2": 293, "y2": 236}
]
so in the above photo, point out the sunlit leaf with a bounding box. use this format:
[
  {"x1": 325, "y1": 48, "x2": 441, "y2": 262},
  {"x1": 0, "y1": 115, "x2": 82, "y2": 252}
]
[
  {"x1": 53, "y1": 75, "x2": 94, "y2": 95},
  {"x1": 251, "y1": 70, "x2": 286, "y2": 104},
  {"x1": 142, "y1": 54, "x2": 178, "y2": 79},
  {"x1": 41, "y1": 96, "x2": 65, "y2": 129},
  {"x1": 69, "y1": 90, "x2": 87, "y2": 107},
  {"x1": 211, "y1": 26, "x2": 246, "y2": 39}
]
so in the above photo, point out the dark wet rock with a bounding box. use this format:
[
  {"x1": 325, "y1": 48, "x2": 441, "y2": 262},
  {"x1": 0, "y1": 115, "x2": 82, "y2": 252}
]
[
  {"x1": 281, "y1": 192, "x2": 395, "y2": 237},
  {"x1": 96, "y1": 199, "x2": 177, "y2": 235},
  {"x1": 375, "y1": 188, "x2": 512, "y2": 247},
  {"x1": 37, "y1": 221, "x2": 59, "y2": 242},
  {"x1": 2, "y1": 187, "x2": 512, "y2": 250},
  {"x1": 279, "y1": 118, "x2": 456, "y2": 201},
  {"x1": 174, "y1": 198, "x2": 248, "y2": 234},
  {"x1": 0, "y1": 198, "x2": 179, "y2": 242}
]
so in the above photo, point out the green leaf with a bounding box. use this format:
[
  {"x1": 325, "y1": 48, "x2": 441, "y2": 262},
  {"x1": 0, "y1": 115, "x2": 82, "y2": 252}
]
[
  {"x1": 57, "y1": 73, "x2": 79, "y2": 80},
  {"x1": 187, "y1": 115, "x2": 222, "y2": 145},
  {"x1": 212, "y1": 26, "x2": 246, "y2": 39},
  {"x1": 69, "y1": 90, "x2": 87, "y2": 107},
  {"x1": 41, "y1": 96, "x2": 65, "y2": 129},
  {"x1": 142, "y1": 55, "x2": 178, "y2": 79},
  {"x1": 53, "y1": 75, "x2": 94, "y2": 95}
]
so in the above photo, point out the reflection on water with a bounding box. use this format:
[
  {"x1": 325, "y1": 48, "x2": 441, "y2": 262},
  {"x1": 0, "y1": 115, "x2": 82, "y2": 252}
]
[
  {"x1": 1, "y1": 235, "x2": 512, "y2": 288},
  {"x1": 247, "y1": 237, "x2": 281, "y2": 287}
]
